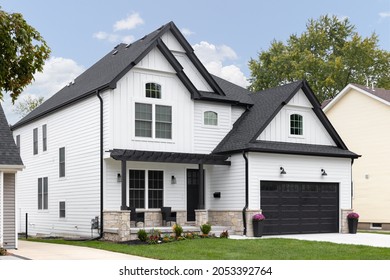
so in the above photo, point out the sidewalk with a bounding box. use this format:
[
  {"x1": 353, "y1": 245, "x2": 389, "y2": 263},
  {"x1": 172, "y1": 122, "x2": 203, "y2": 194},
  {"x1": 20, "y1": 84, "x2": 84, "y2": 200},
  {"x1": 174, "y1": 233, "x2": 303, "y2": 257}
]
[{"x1": 1, "y1": 240, "x2": 151, "y2": 260}]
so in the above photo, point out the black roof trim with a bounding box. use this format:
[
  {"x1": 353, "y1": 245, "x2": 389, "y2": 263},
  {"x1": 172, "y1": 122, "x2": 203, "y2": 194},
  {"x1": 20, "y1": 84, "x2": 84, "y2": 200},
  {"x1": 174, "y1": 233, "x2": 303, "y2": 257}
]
[{"x1": 110, "y1": 149, "x2": 231, "y2": 165}]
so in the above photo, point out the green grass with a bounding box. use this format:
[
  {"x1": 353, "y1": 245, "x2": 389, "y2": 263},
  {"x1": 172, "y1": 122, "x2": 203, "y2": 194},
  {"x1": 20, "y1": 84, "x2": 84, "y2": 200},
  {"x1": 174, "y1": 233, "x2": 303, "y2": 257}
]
[
  {"x1": 359, "y1": 230, "x2": 390, "y2": 235},
  {"x1": 26, "y1": 238, "x2": 390, "y2": 260}
]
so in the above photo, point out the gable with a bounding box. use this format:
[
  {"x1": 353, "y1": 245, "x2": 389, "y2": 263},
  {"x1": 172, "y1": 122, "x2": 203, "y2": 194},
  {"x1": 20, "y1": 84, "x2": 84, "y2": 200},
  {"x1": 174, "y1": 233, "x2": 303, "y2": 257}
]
[{"x1": 258, "y1": 89, "x2": 336, "y2": 146}]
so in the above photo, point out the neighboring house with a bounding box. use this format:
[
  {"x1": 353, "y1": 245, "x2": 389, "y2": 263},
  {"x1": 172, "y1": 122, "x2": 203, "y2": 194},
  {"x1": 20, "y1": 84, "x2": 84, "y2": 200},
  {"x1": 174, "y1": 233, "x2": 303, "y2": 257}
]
[
  {"x1": 323, "y1": 83, "x2": 390, "y2": 230},
  {"x1": 11, "y1": 22, "x2": 358, "y2": 239},
  {"x1": 0, "y1": 104, "x2": 24, "y2": 249}
]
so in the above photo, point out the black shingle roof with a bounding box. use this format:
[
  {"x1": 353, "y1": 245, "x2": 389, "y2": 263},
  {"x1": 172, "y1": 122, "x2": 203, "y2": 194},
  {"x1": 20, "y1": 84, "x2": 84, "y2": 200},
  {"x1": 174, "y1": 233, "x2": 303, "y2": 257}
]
[
  {"x1": 12, "y1": 22, "x2": 252, "y2": 129},
  {"x1": 213, "y1": 80, "x2": 359, "y2": 159},
  {"x1": 0, "y1": 104, "x2": 23, "y2": 166}
]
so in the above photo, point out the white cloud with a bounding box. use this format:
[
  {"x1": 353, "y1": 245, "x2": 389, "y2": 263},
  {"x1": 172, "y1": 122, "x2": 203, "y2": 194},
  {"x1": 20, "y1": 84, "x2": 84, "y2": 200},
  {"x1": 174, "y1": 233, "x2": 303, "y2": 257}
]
[
  {"x1": 193, "y1": 41, "x2": 249, "y2": 88},
  {"x1": 93, "y1": 31, "x2": 120, "y2": 43},
  {"x1": 113, "y1": 13, "x2": 144, "y2": 31},
  {"x1": 2, "y1": 57, "x2": 85, "y2": 125},
  {"x1": 379, "y1": 11, "x2": 390, "y2": 18},
  {"x1": 180, "y1": 28, "x2": 194, "y2": 36}
]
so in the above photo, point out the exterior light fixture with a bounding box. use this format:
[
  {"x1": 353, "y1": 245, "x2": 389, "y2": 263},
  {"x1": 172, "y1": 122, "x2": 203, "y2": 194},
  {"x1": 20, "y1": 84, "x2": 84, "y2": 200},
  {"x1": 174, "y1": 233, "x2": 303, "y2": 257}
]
[
  {"x1": 171, "y1": 175, "x2": 177, "y2": 184},
  {"x1": 280, "y1": 167, "x2": 286, "y2": 175},
  {"x1": 321, "y1": 169, "x2": 327, "y2": 176},
  {"x1": 117, "y1": 173, "x2": 122, "y2": 182}
]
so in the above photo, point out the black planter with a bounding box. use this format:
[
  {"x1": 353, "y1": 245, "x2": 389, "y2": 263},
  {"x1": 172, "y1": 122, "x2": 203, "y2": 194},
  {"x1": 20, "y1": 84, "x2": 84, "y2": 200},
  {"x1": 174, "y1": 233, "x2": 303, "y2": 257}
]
[
  {"x1": 253, "y1": 220, "x2": 264, "y2": 237},
  {"x1": 348, "y1": 218, "x2": 358, "y2": 234}
]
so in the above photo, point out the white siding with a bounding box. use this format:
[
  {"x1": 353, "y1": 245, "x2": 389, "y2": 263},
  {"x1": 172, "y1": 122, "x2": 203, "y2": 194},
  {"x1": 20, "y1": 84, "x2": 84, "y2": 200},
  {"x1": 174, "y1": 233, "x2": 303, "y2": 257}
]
[
  {"x1": 258, "y1": 90, "x2": 336, "y2": 146},
  {"x1": 110, "y1": 68, "x2": 195, "y2": 153},
  {"x1": 208, "y1": 154, "x2": 246, "y2": 210},
  {"x1": 3, "y1": 173, "x2": 16, "y2": 248},
  {"x1": 161, "y1": 31, "x2": 186, "y2": 53},
  {"x1": 0, "y1": 171, "x2": 2, "y2": 246},
  {"x1": 248, "y1": 153, "x2": 352, "y2": 211},
  {"x1": 193, "y1": 101, "x2": 233, "y2": 154},
  {"x1": 135, "y1": 47, "x2": 176, "y2": 74},
  {"x1": 231, "y1": 106, "x2": 246, "y2": 126},
  {"x1": 13, "y1": 96, "x2": 101, "y2": 237}
]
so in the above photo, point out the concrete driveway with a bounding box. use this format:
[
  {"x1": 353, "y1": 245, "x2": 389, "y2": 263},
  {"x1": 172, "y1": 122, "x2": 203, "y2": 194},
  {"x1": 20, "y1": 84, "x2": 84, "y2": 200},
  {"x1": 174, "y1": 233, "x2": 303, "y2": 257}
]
[{"x1": 1, "y1": 240, "x2": 151, "y2": 260}]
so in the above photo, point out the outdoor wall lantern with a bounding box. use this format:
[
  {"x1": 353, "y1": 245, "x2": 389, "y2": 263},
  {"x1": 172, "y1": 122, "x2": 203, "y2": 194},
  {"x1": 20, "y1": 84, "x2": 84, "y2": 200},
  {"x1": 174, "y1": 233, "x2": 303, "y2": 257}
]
[
  {"x1": 171, "y1": 175, "x2": 177, "y2": 184},
  {"x1": 321, "y1": 169, "x2": 327, "y2": 176},
  {"x1": 280, "y1": 167, "x2": 286, "y2": 175},
  {"x1": 117, "y1": 173, "x2": 122, "y2": 182}
]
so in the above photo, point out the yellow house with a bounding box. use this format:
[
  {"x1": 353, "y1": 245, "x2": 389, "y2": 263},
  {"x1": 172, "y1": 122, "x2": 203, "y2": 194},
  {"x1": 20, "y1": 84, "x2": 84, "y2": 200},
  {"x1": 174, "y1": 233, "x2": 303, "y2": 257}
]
[{"x1": 323, "y1": 84, "x2": 390, "y2": 230}]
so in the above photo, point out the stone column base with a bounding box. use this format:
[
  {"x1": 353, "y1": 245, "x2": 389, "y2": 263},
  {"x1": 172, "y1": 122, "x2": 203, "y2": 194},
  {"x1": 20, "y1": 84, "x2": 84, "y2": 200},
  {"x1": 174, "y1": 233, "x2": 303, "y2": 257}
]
[{"x1": 341, "y1": 209, "x2": 354, "y2": 234}]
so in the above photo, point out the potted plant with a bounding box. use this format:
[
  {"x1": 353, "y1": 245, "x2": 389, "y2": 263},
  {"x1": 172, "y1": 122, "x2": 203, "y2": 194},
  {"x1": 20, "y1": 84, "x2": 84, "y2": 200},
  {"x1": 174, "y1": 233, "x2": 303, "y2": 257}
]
[
  {"x1": 347, "y1": 212, "x2": 359, "y2": 234},
  {"x1": 252, "y1": 213, "x2": 266, "y2": 237}
]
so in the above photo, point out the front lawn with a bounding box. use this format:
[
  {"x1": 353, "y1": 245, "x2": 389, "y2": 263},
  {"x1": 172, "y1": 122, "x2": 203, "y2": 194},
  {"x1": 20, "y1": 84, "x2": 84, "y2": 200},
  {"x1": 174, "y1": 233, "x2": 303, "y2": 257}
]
[{"x1": 27, "y1": 237, "x2": 390, "y2": 260}]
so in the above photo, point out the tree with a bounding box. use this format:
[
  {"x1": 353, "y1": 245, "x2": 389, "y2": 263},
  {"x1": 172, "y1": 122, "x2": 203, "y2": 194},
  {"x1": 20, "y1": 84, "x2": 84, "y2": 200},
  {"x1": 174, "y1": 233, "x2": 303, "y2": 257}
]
[
  {"x1": 13, "y1": 95, "x2": 44, "y2": 118},
  {"x1": 248, "y1": 15, "x2": 390, "y2": 102},
  {"x1": 0, "y1": 7, "x2": 50, "y2": 103}
]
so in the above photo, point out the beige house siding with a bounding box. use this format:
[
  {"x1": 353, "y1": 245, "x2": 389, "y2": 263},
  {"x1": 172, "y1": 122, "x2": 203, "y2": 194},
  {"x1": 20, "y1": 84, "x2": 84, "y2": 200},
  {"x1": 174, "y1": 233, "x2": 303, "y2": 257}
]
[{"x1": 325, "y1": 87, "x2": 390, "y2": 225}]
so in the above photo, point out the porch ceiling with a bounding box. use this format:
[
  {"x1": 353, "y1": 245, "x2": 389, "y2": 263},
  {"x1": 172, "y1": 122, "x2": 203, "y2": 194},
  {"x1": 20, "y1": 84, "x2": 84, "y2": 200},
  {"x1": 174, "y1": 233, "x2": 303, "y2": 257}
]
[{"x1": 110, "y1": 149, "x2": 231, "y2": 165}]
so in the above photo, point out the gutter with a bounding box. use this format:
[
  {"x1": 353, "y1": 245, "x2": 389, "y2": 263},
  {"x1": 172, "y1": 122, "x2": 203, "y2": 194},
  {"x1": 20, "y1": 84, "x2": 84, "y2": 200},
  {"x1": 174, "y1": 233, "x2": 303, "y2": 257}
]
[
  {"x1": 242, "y1": 151, "x2": 249, "y2": 236},
  {"x1": 96, "y1": 90, "x2": 104, "y2": 238}
]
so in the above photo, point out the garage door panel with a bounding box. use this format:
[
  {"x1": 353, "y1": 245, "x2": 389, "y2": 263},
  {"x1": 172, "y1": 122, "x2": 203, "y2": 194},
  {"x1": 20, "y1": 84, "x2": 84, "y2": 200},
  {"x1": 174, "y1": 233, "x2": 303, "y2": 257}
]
[{"x1": 261, "y1": 181, "x2": 339, "y2": 235}]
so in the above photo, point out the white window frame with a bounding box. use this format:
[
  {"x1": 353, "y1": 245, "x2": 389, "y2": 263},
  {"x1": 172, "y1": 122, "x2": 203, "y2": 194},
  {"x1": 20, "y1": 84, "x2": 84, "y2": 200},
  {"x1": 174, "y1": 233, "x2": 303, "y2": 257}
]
[
  {"x1": 203, "y1": 111, "x2": 218, "y2": 126},
  {"x1": 288, "y1": 111, "x2": 305, "y2": 138}
]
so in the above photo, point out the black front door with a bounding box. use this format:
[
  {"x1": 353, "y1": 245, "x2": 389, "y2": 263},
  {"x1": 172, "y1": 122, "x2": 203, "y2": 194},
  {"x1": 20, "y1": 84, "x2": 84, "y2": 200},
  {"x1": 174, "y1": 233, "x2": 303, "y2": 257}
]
[{"x1": 187, "y1": 169, "x2": 204, "y2": 221}]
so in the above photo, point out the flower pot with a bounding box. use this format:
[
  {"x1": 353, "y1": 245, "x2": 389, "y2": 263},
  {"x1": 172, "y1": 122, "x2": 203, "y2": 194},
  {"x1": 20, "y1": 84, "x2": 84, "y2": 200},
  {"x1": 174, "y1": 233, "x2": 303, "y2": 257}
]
[
  {"x1": 348, "y1": 218, "x2": 358, "y2": 234},
  {"x1": 253, "y1": 220, "x2": 264, "y2": 237}
]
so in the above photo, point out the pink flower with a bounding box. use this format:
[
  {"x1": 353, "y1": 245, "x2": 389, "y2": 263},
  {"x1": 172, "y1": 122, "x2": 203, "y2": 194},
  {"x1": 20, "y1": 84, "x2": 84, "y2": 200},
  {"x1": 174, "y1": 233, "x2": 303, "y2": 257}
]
[
  {"x1": 347, "y1": 212, "x2": 359, "y2": 219},
  {"x1": 253, "y1": 213, "x2": 266, "y2": 221}
]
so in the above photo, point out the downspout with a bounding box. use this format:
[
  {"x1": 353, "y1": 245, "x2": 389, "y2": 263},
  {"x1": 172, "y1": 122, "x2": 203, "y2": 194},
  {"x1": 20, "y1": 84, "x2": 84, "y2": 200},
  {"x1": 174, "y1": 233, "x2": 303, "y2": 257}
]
[
  {"x1": 242, "y1": 151, "x2": 249, "y2": 236},
  {"x1": 96, "y1": 90, "x2": 104, "y2": 238},
  {"x1": 351, "y1": 158, "x2": 354, "y2": 210}
]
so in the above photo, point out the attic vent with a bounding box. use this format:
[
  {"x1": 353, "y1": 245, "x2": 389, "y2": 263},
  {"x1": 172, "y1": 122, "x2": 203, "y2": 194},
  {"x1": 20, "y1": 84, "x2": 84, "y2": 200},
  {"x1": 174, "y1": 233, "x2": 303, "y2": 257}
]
[
  {"x1": 140, "y1": 35, "x2": 147, "y2": 41},
  {"x1": 112, "y1": 50, "x2": 118, "y2": 55},
  {"x1": 157, "y1": 25, "x2": 165, "y2": 31},
  {"x1": 125, "y1": 43, "x2": 132, "y2": 48},
  {"x1": 114, "y1": 44, "x2": 120, "y2": 49}
]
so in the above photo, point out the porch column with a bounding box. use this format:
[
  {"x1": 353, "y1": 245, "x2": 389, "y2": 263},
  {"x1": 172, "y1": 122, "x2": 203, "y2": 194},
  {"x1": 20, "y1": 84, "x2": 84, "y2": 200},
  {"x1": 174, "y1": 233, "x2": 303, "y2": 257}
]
[
  {"x1": 120, "y1": 160, "x2": 127, "y2": 210},
  {"x1": 198, "y1": 163, "x2": 204, "y2": 209}
]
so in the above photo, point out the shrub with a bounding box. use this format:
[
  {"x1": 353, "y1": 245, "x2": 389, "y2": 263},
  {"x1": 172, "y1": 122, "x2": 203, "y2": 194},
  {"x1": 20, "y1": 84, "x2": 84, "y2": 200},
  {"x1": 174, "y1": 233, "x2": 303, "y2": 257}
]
[
  {"x1": 220, "y1": 230, "x2": 229, "y2": 238},
  {"x1": 172, "y1": 224, "x2": 183, "y2": 238},
  {"x1": 147, "y1": 229, "x2": 161, "y2": 245},
  {"x1": 200, "y1": 223, "x2": 212, "y2": 235},
  {"x1": 137, "y1": 229, "x2": 148, "y2": 242},
  {"x1": 0, "y1": 247, "x2": 7, "y2": 256}
]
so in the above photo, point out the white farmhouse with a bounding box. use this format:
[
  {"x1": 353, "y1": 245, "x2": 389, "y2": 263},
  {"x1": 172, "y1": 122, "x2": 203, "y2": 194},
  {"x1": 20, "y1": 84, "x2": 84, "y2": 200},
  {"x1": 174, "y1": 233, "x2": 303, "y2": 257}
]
[{"x1": 12, "y1": 22, "x2": 359, "y2": 239}]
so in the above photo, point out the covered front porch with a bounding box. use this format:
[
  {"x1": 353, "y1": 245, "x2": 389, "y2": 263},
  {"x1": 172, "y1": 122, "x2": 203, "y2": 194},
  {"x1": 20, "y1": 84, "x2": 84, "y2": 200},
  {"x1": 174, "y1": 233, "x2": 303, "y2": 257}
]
[{"x1": 103, "y1": 149, "x2": 242, "y2": 241}]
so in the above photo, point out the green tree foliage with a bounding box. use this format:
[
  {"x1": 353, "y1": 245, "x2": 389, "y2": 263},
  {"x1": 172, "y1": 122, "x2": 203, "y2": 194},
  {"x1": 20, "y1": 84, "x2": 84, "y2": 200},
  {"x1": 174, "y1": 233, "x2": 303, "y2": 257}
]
[
  {"x1": 248, "y1": 15, "x2": 390, "y2": 102},
  {"x1": 0, "y1": 7, "x2": 50, "y2": 103},
  {"x1": 13, "y1": 95, "x2": 44, "y2": 118}
]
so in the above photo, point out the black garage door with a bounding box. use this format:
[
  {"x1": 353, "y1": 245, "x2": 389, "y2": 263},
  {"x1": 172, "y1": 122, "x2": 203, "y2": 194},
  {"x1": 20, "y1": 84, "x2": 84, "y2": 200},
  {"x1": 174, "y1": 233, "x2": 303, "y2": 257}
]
[{"x1": 260, "y1": 181, "x2": 339, "y2": 235}]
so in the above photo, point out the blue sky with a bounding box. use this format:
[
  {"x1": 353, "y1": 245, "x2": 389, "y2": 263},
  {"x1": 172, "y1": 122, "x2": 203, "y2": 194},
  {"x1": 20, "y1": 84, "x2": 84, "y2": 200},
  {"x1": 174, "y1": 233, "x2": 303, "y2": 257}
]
[{"x1": 1, "y1": 0, "x2": 390, "y2": 124}]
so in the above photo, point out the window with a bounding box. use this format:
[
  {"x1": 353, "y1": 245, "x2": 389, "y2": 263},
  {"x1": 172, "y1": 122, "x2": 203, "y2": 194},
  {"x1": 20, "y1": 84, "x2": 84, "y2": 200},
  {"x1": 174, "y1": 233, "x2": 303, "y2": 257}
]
[
  {"x1": 59, "y1": 147, "x2": 65, "y2": 177},
  {"x1": 145, "y1": 83, "x2": 161, "y2": 99},
  {"x1": 129, "y1": 170, "x2": 164, "y2": 209},
  {"x1": 33, "y1": 128, "x2": 38, "y2": 155},
  {"x1": 129, "y1": 170, "x2": 145, "y2": 208},
  {"x1": 204, "y1": 111, "x2": 218, "y2": 126},
  {"x1": 148, "y1": 171, "x2": 163, "y2": 208},
  {"x1": 42, "y1": 124, "x2": 47, "y2": 151},
  {"x1": 59, "y1": 201, "x2": 66, "y2": 218},
  {"x1": 135, "y1": 103, "x2": 172, "y2": 139},
  {"x1": 16, "y1": 135, "x2": 20, "y2": 152},
  {"x1": 135, "y1": 103, "x2": 152, "y2": 137},
  {"x1": 155, "y1": 105, "x2": 172, "y2": 139},
  {"x1": 290, "y1": 114, "x2": 303, "y2": 135},
  {"x1": 38, "y1": 177, "x2": 48, "y2": 210}
]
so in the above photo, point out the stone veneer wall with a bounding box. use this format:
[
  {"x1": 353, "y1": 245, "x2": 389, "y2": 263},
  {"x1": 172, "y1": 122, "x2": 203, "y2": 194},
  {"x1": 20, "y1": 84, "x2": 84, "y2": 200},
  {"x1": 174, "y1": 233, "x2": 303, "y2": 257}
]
[
  {"x1": 195, "y1": 210, "x2": 208, "y2": 226},
  {"x1": 103, "y1": 210, "x2": 131, "y2": 242},
  {"x1": 341, "y1": 209, "x2": 354, "y2": 233},
  {"x1": 208, "y1": 210, "x2": 253, "y2": 235}
]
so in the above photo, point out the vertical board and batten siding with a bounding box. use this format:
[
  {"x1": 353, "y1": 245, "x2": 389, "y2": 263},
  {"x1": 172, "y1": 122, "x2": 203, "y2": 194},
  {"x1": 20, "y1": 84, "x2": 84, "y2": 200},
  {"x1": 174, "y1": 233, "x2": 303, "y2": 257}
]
[
  {"x1": 193, "y1": 101, "x2": 233, "y2": 154},
  {"x1": 3, "y1": 173, "x2": 16, "y2": 248},
  {"x1": 207, "y1": 154, "x2": 246, "y2": 210},
  {"x1": 13, "y1": 96, "x2": 101, "y2": 237},
  {"x1": 258, "y1": 90, "x2": 336, "y2": 146},
  {"x1": 248, "y1": 153, "x2": 352, "y2": 211}
]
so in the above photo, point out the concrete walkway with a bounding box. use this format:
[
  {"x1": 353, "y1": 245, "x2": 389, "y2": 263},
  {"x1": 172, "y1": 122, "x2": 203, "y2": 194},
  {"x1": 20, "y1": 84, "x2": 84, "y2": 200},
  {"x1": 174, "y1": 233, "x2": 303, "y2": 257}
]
[
  {"x1": 231, "y1": 233, "x2": 390, "y2": 248},
  {"x1": 0, "y1": 240, "x2": 151, "y2": 260}
]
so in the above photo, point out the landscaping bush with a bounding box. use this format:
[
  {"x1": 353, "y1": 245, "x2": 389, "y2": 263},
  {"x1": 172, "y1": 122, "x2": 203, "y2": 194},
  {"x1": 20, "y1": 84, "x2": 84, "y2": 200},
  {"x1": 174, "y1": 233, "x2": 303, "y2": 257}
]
[
  {"x1": 0, "y1": 247, "x2": 7, "y2": 256},
  {"x1": 220, "y1": 230, "x2": 229, "y2": 238},
  {"x1": 147, "y1": 229, "x2": 161, "y2": 244},
  {"x1": 137, "y1": 229, "x2": 148, "y2": 242},
  {"x1": 172, "y1": 224, "x2": 183, "y2": 238},
  {"x1": 200, "y1": 223, "x2": 212, "y2": 235}
]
